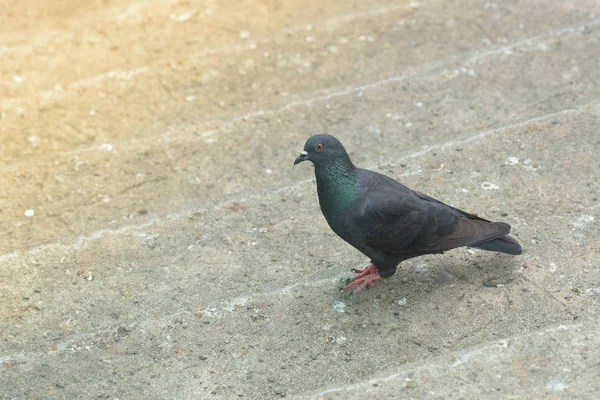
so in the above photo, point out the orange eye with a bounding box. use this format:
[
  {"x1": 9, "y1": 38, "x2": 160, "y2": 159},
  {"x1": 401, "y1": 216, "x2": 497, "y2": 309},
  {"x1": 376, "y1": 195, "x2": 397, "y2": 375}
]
[{"x1": 315, "y1": 143, "x2": 324, "y2": 151}]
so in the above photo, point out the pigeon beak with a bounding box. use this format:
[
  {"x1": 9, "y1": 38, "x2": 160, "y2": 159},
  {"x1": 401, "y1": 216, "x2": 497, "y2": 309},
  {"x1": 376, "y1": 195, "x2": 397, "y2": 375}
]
[{"x1": 294, "y1": 151, "x2": 309, "y2": 166}]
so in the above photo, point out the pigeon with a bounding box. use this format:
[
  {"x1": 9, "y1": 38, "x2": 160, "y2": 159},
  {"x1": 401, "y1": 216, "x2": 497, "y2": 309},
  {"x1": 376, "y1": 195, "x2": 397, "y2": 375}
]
[{"x1": 294, "y1": 134, "x2": 522, "y2": 293}]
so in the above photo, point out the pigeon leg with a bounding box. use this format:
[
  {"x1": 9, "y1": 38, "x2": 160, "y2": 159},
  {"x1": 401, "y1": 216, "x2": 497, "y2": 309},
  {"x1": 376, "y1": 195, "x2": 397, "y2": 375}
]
[
  {"x1": 348, "y1": 263, "x2": 377, "y2": 283},
  {"x1": 344, "y1": 265, "x2": 381, "y2": 293}
]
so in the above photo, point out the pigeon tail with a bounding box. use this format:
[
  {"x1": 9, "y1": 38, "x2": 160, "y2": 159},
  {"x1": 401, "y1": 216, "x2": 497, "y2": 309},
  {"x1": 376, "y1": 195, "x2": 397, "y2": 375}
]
[{"x1": 471, "y1": 234, "x2": 522, "y2": 255}]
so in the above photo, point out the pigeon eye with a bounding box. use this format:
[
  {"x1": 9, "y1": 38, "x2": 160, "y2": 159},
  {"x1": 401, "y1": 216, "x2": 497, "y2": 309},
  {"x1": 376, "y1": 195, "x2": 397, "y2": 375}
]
[{"x1": 315, "y1": 143, "x2": 324, "y2": 151}]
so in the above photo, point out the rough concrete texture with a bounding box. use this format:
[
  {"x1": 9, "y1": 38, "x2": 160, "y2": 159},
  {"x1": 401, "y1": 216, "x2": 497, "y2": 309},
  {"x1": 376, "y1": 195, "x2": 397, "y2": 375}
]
[
  {"x1": 297, "y1": 315, "x2": 600, "y2": 399},
  {"x1": 1, "y1": 0, "x2": 599, "y2": 399}
]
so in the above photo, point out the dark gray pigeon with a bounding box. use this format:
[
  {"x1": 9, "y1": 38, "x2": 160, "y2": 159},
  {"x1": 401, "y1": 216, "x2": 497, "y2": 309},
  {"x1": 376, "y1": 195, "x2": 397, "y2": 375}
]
[{"x1": 294, "y1": 134, "x2": 522, "y2": 292}]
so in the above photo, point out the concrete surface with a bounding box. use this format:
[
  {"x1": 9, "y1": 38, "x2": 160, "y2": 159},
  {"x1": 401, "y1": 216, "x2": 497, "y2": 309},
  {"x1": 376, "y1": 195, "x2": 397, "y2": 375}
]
[
  {"x1": 1, "y1": 0, "x2": 599, "y2": 398},
  {"x1": 297, "y1": 314, "x2": 600, "y2": 399}
]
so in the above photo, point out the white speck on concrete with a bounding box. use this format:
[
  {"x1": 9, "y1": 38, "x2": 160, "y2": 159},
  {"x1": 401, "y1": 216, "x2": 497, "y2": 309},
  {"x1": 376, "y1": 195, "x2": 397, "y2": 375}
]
[
  {"x1": 28, "y1": 135, "x2": 40, "y2": 147},
  {"x1": 186, "y1": 95, "x2": 197, "y2": 102},
  {"x1": 332, "y1": 336, "x2": 347, "y2": 344},
  {"x1": 265, "y1": 168, "x2": 273, "y2": 175},
  {"x1": 505, "y1": 156, "x2": 519, "y2": 165},
  {"x1": 449, "y1": 67, "x2": 478, "y2": 79},
  {"x1": 239, "y1": 31, "x2": 250, "y2": 39},
  {"x1": 399, "y1": 164, "x2": 423, "y2": 177},
  {"x1": 24, "y1": 209, "x2": 35, "y2": 217},
  {"x1": 333, "y1": 301, "x2": 346, "y2": 313},
  {"x1": 584, "y1": 286, "x2": 600, "y2": 296},
  {"x1": 222, "y1": 297, "x2": 249, "y2": 312},
  {"x1": 549, "y1": 263, "x2": 557, "y2": 272},
  {"x1": 522, "y1": 158, "x2": 539, "y2": 171},
  {"x1": 169, "y1": 11, "x2": 194, "y2": 21},
  {"x1": 456, "y1": 188, "x2": 469, "y2": 193},
  {"x1": 411, "y1": 262, "x2": 428, "y2": 273},
  {"x1": 134, "y1": 232, "x2": 160, "y2": 241},
  {"x1": 537, "y1": 43, "x2": 550, "y2": 51},
  {"x1": 358, "y1": 35, "x2": 375, "y2": 42},
  {"x1": 13, "y1": 75, "x2": 24, "y2": 84},
  {"x1": 546, "y1": 381, "x2": 568, "y2": 392},
  {"x1": 397, "y1": 298, "x2": 407, "y2": 306},
  {"x1": 405, "y1": 122, "x2": 413, "y2": 128},
  {"x1": 89, "y1": 109, "x2": 96, "y2": 116},
  {"x1": 368, "y1": 124, "x2": 381, "y2": 134},
  {"x1": 572, "y1": 214, "x2": 595, "y2": 228},
  {"x1": 305, "y1": 35, "x2": 314, "y2": 42},
  {"x1": 570, "y1": 214, "x2": 595, "y2": 245},
  {"x1": 99, "y1": 143, "x2": 113, "y2": 152},
  {"x1": 305, "y1": 25, "x2": 313, "y2": 31},
  {"x1": 481, "y1": 181, "x2": 500, "y2": 190},
  {"x1": 102, "y1": 196, "x2": 112, "y2": 203},
  {"x1": 415, "y1": 102, "x2": 424, "y2": 108}
]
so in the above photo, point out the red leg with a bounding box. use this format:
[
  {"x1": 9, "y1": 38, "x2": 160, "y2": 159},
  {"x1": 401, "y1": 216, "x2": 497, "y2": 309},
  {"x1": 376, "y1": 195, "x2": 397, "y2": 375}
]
[{"x1": 344, "y1": 264, "x2": 381, "y2": 293}]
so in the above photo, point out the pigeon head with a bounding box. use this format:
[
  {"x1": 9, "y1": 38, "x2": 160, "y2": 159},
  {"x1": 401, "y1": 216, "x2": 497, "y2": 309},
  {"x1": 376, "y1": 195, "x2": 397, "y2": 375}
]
[{"x1": 294, "y1": 134, "x2": 353, "y2": 168}]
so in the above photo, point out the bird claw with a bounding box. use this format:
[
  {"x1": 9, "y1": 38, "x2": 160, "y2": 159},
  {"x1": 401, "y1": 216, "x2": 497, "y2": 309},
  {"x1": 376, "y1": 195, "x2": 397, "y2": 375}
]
[
  {"x1": 344, "y1": 264, "x2": 381, "y2": 293},
  {"x1": 347, "y1": 264, "x2": 377, "y2": 283}
]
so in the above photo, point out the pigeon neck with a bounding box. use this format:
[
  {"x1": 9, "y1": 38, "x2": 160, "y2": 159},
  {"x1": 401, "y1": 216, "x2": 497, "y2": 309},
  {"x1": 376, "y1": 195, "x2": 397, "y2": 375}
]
[{"x1": 315, "y1": 157, "x2": 358, "y2": 212}]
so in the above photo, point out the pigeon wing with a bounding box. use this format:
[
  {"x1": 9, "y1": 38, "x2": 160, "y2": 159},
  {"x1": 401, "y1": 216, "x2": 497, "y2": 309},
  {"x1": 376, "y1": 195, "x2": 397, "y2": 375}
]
[{"x1": 352, "y1": 189, "x2": 510, "y2": 255}]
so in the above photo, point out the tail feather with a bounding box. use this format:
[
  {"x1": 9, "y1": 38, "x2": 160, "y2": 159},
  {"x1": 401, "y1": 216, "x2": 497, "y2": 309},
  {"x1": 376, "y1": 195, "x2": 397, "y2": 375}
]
[{"x1": 472, "y1": 234, "x2": 522, "y2": 255}]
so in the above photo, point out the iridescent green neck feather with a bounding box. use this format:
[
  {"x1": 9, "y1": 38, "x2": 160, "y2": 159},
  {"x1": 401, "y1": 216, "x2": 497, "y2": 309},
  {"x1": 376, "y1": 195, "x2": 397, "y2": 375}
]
[{"x1": 315, "y1": 157, "x2": 358, "y2": 214}]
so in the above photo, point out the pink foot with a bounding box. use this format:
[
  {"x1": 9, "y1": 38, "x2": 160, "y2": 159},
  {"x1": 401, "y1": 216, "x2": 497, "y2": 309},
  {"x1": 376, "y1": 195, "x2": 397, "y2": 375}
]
[{"x1": 344, "y1": 264, "x2": 381, "y2": 293}]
